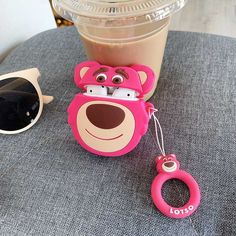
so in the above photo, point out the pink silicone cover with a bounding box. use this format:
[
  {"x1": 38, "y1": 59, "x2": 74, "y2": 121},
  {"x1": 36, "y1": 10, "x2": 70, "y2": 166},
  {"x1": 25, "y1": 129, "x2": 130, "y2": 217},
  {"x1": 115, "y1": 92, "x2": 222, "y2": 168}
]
[
  {"x1": 68, "y1": 61, "x2": 155, "y2": 157},
  {"x1": 68, "y1": 95, "x2": 153, "y2": 156}
]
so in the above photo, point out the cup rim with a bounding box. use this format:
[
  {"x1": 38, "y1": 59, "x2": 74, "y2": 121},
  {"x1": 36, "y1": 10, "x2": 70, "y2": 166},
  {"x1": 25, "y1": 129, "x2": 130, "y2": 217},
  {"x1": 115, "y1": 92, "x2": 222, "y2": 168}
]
[{"x1": 52, "y1": 0, "x2": 188, "y2": 25}]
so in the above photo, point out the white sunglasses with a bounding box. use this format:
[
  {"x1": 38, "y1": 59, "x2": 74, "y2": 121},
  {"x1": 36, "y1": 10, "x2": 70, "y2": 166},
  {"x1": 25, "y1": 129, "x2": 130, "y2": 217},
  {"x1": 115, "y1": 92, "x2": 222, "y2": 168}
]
[{"x1": 0, "y1": 68, "x2": 53, "y2": 134}]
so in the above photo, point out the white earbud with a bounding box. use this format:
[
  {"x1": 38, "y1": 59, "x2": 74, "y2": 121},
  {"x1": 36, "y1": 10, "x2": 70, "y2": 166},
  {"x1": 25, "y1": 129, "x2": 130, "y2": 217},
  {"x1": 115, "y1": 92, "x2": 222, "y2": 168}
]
[
  {"x1": 86, "y1": 85, "x2": 107, "y2": 96},
  {"x1": 112, "y1": 88, "x2": 137, "y2": 99}
]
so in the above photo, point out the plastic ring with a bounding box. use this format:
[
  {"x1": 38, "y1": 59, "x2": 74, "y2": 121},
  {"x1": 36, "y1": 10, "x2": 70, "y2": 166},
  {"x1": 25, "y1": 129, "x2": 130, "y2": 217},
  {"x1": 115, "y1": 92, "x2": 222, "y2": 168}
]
[{"x1": 151, "y1": 170, "x2": 201, "y2": 219}]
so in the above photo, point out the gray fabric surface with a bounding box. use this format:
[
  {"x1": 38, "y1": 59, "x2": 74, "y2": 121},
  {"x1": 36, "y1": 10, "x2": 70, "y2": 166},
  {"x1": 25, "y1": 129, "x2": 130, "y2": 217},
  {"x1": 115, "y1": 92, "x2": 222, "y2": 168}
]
[{"x1": 0, "y1": 26, "x2": 235, "y2": 236}]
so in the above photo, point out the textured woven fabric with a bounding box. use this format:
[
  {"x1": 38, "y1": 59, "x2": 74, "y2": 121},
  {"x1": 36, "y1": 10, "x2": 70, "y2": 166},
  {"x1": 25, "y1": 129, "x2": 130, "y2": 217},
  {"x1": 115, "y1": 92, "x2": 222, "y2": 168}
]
[{"x1": 0, "y1": 27, "x2": 235, "y2": 236}]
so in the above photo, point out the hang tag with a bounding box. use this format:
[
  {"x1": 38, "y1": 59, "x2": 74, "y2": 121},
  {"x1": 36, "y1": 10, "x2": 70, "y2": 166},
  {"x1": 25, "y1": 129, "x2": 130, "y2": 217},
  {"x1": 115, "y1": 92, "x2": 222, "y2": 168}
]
[
  {"x1": 149, "y1": 110, "x2": 201, "y2": 219},
  {"x1": 151, "y1": 154, "x2": 201, "y2": 218}
]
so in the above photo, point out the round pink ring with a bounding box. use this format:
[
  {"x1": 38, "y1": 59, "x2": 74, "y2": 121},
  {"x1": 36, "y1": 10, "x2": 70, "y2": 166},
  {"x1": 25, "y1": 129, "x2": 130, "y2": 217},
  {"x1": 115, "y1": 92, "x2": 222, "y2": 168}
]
[{"x1": 151, "y1": 170, "x2": 201, "y2": 219}]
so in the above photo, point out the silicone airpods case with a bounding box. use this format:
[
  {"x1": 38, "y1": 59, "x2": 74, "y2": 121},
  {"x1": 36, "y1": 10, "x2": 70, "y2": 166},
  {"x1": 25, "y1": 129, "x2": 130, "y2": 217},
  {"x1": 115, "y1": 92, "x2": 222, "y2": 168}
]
[{"x1": 68, "y1": 61, "x2": 155, "y2": 157}]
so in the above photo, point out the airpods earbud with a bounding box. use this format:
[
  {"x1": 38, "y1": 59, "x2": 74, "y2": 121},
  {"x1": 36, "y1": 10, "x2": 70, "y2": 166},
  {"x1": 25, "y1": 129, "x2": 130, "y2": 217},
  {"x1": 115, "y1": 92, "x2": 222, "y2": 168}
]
[
  {"x1": 86, "y1": 85, "x2": 107, "y2": 96},
  {"x1": 112, "y1": 88, "x2": 137, "y2": 99}
]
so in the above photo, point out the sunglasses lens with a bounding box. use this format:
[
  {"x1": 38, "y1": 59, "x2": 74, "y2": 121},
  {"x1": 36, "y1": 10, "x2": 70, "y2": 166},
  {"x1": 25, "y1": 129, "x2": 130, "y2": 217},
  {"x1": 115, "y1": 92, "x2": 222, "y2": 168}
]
[{"x1": 0, "y1": 77, "x2": 40, "y2": 131}]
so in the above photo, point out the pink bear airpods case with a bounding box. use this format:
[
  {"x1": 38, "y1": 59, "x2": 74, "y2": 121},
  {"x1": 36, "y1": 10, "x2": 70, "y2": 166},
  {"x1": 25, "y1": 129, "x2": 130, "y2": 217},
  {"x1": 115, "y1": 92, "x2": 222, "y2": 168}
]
[{"x1": 68, "y1": 61, "x2": 155, "y2": 156}]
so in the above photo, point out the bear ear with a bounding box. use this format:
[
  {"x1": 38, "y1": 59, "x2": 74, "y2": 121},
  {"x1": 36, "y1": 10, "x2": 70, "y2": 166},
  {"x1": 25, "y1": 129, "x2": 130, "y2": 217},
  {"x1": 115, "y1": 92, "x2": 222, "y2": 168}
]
[
  {"x1": 74, "y1": 61, "x2": 100, "y2": 87},
  {"x1": 169, "y1": 154, "x2": 176, "y2": 159},
  {"x1": 130, "y1": 64, "x2": 155, "y2": 95},
  {"x1": 156, "y1": 155, "x2": 163, "y2": 163}
]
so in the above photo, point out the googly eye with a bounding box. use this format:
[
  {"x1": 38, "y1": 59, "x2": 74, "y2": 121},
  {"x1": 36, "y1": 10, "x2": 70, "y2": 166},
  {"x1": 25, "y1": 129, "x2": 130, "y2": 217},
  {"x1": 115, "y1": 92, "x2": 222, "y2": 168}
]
[
  {"x1": 96, "y1": 73, "x2": 107, "y2": 83},
  {"x1": 163, "y1": 158, "x2": 167, "y2": 161},
  {"x1": 112, "y1": 75, "x2": 124, "y2": 84}
]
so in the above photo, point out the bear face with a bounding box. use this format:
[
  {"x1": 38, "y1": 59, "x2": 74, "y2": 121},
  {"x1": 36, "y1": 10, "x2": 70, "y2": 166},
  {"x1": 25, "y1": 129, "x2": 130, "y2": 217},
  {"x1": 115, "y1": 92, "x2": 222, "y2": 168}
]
[
  {"x1": 68, "y1": 61, "x2": 155, "y2": 156},
  {"x1": 74, "y1": 61, "x2": 155, "y2": 99},
  {"x1": 156, "y1": 154, "x2": 180, "y2": 173}
]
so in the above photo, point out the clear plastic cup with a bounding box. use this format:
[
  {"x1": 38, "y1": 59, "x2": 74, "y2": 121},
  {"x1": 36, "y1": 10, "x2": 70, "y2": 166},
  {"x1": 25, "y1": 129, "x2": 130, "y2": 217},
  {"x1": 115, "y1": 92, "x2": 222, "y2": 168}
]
[{"x1": 53, "y1": 0, "x2": 187, "y2": 100}]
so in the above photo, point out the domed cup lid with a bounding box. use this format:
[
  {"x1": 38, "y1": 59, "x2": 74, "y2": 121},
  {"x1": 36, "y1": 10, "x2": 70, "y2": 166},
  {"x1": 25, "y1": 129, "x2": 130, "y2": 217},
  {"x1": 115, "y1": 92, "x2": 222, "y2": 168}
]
[{"x1": 52, "y1": 0, "x2": 187, "y2": 26}]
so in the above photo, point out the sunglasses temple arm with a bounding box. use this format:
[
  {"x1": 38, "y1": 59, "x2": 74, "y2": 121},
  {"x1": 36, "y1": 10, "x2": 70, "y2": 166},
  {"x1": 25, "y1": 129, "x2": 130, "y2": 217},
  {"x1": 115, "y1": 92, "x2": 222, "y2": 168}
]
[{"x1": 42, "y1": 95, "x2": 54, "y2": 104}]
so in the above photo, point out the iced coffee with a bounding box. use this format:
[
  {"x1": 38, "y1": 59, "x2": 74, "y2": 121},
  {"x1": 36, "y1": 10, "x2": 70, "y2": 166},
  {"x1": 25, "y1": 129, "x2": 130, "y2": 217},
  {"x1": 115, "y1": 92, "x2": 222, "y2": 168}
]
[{"x1": 53, "y1": 0, "x2": 187, "y2": 99}]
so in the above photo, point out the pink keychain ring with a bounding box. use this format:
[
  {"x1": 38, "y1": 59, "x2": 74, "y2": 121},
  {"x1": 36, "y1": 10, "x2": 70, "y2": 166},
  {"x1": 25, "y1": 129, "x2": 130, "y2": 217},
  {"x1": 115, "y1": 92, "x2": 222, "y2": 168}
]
[{"x1": 151, "y1": 154, "x2": 201, "y2": 219}]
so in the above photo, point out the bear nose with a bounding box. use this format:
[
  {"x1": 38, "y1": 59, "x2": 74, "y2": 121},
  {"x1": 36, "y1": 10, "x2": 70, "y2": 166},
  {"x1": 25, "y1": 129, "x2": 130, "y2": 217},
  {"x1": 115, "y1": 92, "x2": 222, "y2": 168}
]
[
  {"x1": 164, "y1": 162, "x2": 174, "y2": 168},
  {"x1": 86, "y1": 104, "x2": 125, "y2": 129}
]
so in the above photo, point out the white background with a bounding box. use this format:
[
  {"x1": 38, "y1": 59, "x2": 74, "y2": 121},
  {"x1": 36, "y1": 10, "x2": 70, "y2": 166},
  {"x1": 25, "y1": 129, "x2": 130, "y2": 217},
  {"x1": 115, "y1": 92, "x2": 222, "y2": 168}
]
[
  {"x1": 170, "y1": 0, "x2": 236, "y2": 38},
  {"x1": 0, "y1": 0, "x2": 56, "y2": 62}
]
